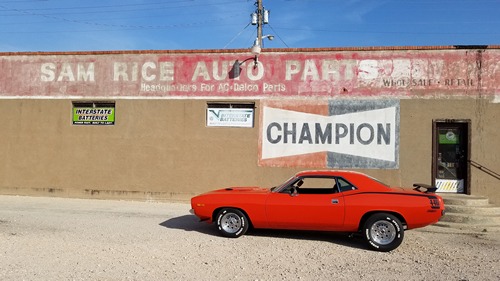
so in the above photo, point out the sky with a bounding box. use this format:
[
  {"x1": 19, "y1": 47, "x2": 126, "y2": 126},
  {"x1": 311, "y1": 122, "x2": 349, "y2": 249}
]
[{"x1": 0, "y1": 0, "x2": 499, "y2": 52}]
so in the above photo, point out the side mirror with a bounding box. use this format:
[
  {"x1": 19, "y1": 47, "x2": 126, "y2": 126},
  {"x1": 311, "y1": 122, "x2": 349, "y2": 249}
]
[{"x1": 289, "y1": 187, "x2": 298, "y2": 197}]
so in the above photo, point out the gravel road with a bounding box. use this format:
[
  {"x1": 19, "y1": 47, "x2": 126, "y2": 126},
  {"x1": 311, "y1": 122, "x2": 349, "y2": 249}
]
[{"x1": 0, "y1": 195, "x2": 498, "y2": 281}]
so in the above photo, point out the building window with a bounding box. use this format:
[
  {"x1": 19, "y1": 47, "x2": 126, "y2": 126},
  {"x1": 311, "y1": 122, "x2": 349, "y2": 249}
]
[
  {"x1": 72, "y1": 101, "x2": 115, "y2": 126},
  {"x1": 206, "y1": 102, "x2": 255, "y2": 128}
]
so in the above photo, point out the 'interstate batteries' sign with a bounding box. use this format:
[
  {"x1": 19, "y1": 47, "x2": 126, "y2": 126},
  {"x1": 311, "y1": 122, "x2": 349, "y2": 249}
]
[
  {"x1": 73, "y1": 107, "x2": 115, "y2": 125},
  {"x1": 206, "y1": 108, "x2": 254, "y2": 127}
]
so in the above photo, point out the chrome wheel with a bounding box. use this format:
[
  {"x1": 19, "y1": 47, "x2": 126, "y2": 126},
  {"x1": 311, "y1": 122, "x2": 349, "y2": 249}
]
[
  {"x1": 363, "y1": 213, "x2": 404, "y2": 252},
  {"x1": 220, "y1": 212, "x2": 242, "y2": 234},
  {"x1": 216, "y1": 208, "x2": 249, "y2": 238},
  {"x1": 370, "y1": 220, "x2": 397, "y2": 245}
]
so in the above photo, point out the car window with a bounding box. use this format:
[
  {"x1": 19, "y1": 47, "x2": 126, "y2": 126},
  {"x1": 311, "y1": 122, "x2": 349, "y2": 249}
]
[
  {"x1": 367, "y1": 175, "x2": 390, "y2": 188},
  {"x1": 292, "y1": 177, "x2": 338, "y2": 194},
  {"x1": 336, "y1": 177, "x2": 357, "y2": 192}
]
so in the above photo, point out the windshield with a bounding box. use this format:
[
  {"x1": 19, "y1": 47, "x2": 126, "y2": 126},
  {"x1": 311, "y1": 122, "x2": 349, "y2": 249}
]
[{"x1": 270, "y1": 176, "x2": 296, "y2": 192}]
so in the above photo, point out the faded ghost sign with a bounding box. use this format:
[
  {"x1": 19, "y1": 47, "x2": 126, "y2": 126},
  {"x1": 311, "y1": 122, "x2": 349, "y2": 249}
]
[
  {"x1": 0, "y1": 49, "x2": 498, "y2": 98},
  {"x1": 259, "y1": 100, "x2": 400, "y2": 169}
]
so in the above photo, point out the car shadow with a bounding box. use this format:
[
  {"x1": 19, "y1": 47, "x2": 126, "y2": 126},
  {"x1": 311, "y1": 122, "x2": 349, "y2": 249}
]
[
  {"x1": 247, "y1": 229, "x2": 367, "y2": 250},
  {"x1": 159, "y1": 214, "x2": 219, "y2": 236},
  {"x1": 160, "y1": 215, "x2": 367, "y2": 250}
]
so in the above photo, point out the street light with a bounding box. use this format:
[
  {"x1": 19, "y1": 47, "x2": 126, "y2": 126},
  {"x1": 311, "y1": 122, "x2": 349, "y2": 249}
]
[
  {"x1": 251, "y1": 35, "x2": 274, "y2": 56},
  {"x1": 230, "y1": 35, "x2": 274, "y2": 78}
]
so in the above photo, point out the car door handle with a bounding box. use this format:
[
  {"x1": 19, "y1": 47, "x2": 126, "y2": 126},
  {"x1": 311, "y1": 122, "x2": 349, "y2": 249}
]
[{"x1": 331, "y1": 199, "x2": 339, "y2": 204}]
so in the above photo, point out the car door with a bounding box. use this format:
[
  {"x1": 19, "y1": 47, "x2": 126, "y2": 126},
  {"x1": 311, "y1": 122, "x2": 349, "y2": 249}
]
[{"x1": 265, "y1": 176, "x2": 345, "y2": 230}]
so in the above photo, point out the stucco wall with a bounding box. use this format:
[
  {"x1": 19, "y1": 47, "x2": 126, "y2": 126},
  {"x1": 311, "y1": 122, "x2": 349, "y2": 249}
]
[
  {"x1": 399, "y1": 99, "x2": 499, "y2": 203},
  {"x1": 0, "y1": 98, "x2": 498, "y2": 203},
  {"x1": 0, "y1": 99, "x2": 262, "y2": 200},
  {"x1": 1, "y1": 47, "x2": 499, "y2": 203}
]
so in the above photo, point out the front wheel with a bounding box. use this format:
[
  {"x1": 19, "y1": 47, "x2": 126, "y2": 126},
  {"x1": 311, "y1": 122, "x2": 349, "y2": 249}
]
[
  {"x1": 216, "y1": 208, "x2": 249, "y2": 238},
  {"x1": 363, "y1": 213, "x2": 404, "y2": 252}
]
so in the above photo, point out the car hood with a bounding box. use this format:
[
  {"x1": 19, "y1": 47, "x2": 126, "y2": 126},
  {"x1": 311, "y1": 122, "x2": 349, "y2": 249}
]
[{"x1": 206, "y1": 186, "x2": 270, "y2": 194}]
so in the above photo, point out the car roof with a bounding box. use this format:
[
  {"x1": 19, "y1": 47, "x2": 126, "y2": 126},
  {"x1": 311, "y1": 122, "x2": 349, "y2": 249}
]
[
  {"x1": 294, "y1": 170, "x2": 391, "y2": 191},
  {"x1": 295, "y1": 170, "x2": 368, "y2": 178}
]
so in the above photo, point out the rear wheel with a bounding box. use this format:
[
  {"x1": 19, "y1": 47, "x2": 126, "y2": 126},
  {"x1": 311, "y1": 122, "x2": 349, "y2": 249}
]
[
  {"x1": 363, "y1": 213, "x2": 404, "y2": 252},
  {"x1": 216, "y1": 208, "x2": 249, "y2": 238}
]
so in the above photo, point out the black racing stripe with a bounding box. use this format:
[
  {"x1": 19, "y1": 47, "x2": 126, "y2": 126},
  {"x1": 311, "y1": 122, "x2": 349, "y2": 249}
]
[{"x1": 343, "y1": 192, "x2": 436, "y2": 199}]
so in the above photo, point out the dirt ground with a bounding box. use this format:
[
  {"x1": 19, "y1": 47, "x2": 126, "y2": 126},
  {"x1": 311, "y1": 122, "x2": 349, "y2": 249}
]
[{"x1": 0, "y1": 195, "x2": 498, "y2": 281}]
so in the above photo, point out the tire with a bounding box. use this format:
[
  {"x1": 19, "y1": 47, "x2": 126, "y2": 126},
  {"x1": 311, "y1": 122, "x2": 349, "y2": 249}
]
[
  {"x1": 216, "y1": 208, "x2": 249, "y2": 238},
  {"x1": 363, "y1": 213, "x2": 404, "y2": 252}
]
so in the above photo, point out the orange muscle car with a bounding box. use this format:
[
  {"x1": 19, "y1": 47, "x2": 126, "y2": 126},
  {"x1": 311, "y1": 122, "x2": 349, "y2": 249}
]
[{"x1": 190, "y1": 170, "x2": 444, "y2": 251}]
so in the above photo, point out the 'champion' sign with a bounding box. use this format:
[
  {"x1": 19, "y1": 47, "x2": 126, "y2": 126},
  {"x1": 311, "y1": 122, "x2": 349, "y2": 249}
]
[{"x1": 259, "y1": 100, "x2": 399, "y2": 169}]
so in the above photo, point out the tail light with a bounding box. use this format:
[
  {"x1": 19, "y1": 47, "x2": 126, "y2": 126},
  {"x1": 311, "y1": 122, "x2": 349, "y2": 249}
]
[{"x1": 428, "y1": 196, "x2": 441, "y2": 209}]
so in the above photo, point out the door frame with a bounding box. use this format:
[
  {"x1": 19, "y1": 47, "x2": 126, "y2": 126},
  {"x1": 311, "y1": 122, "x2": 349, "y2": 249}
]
[{"x1": 432, "y1": 119, "x2": 471, "y2": 194}]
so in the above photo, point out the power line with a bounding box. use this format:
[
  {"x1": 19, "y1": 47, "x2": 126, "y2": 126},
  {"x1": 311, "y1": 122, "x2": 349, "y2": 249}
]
[
  {"x1": 0, "y1": 0, "x2": 247, "y2": 16},
  {"x1": 266, "y1": 24, "x2": 288, "y2": 48},
  {"x1": 273, "y1": 26, "x2": 500, "y2": 36},
  {"x1": 0, "y1": 1, "x2": 249, "y2": 30},
  {"x1": 223, "y1": 23, "x2": 252, "y2": 49}
]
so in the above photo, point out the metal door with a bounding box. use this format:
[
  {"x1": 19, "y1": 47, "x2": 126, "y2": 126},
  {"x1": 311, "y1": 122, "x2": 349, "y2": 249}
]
[{"x1": 433, "y1": 120, "x2": 470, "y2": 193}]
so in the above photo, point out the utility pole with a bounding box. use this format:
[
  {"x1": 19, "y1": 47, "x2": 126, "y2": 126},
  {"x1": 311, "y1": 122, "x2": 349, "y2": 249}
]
[
  {"x1": 252, "y1": 0, "x2": 270, "y2": 48},
  {"x1": 232, "y1": 0, "x2": 270, "y2": 77},
  {"x1": 256, "y1": 0, "x2": 263, "y2": 47}
]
